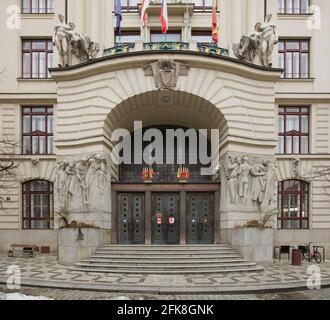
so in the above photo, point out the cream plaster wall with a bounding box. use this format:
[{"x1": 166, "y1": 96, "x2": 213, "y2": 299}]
[{"x1": 0, "y1": 0, "x2": 329, "y2": 247}]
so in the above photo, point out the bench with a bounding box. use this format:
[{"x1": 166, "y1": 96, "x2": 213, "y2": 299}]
[{"x1": 8, "y1": 244, "x2": 38, "y2": 258}]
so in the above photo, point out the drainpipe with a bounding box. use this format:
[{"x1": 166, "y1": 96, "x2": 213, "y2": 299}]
[{"x1": 65, "y1": 0, "x2": 68, "y2": 23}]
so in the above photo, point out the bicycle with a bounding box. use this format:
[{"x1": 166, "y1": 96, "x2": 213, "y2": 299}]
[{"x1": 301, "y1": 242, "x2": 322, "y2": 264}]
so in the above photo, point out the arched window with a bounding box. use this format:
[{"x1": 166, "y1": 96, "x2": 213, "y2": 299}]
[
  {"x1": 278, "y1": 180, "x2": 309, "y2": 229},
  {"x1": 22, "y1": 180, "x2": 54, "y2": 229}
]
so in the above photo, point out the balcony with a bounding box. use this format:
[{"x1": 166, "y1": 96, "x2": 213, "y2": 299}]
[{"x1": 103, "y1": 41, "x2": 229, "y2": 58}]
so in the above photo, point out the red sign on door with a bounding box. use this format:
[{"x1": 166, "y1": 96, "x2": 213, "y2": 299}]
[
  {"x1": 168, "y1": 216, "x2": 175, "y2": 225},
  {"x1": 157, "y1": 217, "x2": 162, "y2": 225}
]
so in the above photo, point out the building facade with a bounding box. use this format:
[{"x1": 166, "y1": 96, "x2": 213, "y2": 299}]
[{"x1": 0, "y1": 0, "x2": 330, "y2": 258}]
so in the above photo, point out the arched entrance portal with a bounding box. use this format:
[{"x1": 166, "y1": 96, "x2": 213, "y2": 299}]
[{"x1": 105, "y1": 91, "x2": 226, "y2": 245}]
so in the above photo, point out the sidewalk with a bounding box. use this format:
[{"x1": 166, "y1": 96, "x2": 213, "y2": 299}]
[{"x1": 0, "y1": 253, "x2": 329, "y2": 294}]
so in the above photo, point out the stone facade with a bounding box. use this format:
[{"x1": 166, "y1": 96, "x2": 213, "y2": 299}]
[{"x1": 0, "y1": 0, "x2": 330, "y2": 259}]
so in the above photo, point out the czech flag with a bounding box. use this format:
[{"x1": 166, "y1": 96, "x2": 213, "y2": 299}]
[
  {"x1": 212, "y1": 0, "x2": 218, "y2": 44},
  {"x1": 141, "y1": 0, "x2": 150, "y2": 27},
  {"x1": 160, "y1": 0, "x2": 168, "y2": 34}
]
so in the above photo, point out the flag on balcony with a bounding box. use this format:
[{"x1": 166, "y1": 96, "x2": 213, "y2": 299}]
[
  {"x1": 212, "y1": 0, "x2": 218, "y2": 44},
  {"x1": 115, "y1": 0, "x2": 122, "y2": 33},
  {"x1": 160, "y1": 0, "x2": 168, "y2": 34},
  {"x1": 141, "y1": 0, "x2": 150, "y2": 27}
]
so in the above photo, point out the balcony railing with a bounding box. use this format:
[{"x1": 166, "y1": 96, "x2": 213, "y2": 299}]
[
  {"x1": 103, "y1": 41, "x2": 229, "y2": 58},
  {"x1": 144, "y1": 42, "x2": 189, "y2": 51}
]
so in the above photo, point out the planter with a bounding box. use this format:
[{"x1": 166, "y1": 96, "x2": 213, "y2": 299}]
[
  {"x1": 58, "y1": 228, "x2": 111, "y2": 266},
  {"x1": 231, "y1": 228, "x2": 273, "y2": 266}
]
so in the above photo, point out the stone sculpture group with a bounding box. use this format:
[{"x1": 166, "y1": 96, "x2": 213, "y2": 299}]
[
  {"x1": 53, "y1": 14, "x2": 100, "y2": 67},
  {"x1": 225, "y1": 155, "x2": 277, "y2": 211},
  {"x1": 233, "y1": 14, "x2": 278, "y2": 67},
  {"x1": 55, "y1": 154, "x2": 109, "y2": 213}
]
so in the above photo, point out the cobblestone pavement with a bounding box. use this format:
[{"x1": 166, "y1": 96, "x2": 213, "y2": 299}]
[
  {"x1": 0, "y1": 253, "x2": 329, "y2": 294},
  {"x1": 1, "y1": 285, "x2": 330, "y2": 300}
]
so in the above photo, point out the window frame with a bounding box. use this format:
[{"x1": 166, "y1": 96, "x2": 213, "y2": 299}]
[
  {"x1": 278, "y1": 106, "x2": 310, "y2": 155},
  {"x1": 115, "y1": 30, "x2": 141, "y2": 45},
  {"x1": 22, "y1": 39, "x2": 53, "y2": 79},
  {"x1": 21, "y1": 0, "x2": 55, "y2": 14},
  {"x1": 22, "y1": 180, "x2": 54, "y2": 230},
  {"x1": 278, "y1": 39, "x2": 310, "y2": 79},
  {"x1": 193, "y1": 0, "x2": 214, "y2": 12},
  {"x1": 278, "y1": 180, "x2": 309, "y2": 230},
  {"x1": 22, "y1": 106, "x2": 54, "y2": 155},
  {"x1": 277, "y1": 0, "x2": 310, "y2": 15}
]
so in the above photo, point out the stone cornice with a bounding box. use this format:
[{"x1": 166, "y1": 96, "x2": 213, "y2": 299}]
[{"x1": 49, "y1": 51, "x2": 283, "y2": 83}]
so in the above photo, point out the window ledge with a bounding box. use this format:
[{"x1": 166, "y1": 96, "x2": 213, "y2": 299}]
[
  {"x1": 276, "y1": 154, "x2": 330, "y2": 160},
  {"x1": 17, "y1": 78, "x2": 54, "y2": 82},
  {"x1": 12, "y1": 155, "x2": 57, "y2": 160},
  {"x1": 21, "y1": 13, "x2": 55, "y2": 19},
  {"x1": 278, "y1": 78, "x2": 315, "y2": 83},
  {"x1": 277, "y1": 13, "x2": 314, "y2": 20}
]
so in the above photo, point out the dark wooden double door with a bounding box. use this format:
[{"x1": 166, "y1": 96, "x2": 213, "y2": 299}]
[{"x1": 117, "y1": 192, "x2": 214, "y2": 245}]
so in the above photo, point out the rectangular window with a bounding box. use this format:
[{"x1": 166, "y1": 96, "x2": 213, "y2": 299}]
[
  {"x1": 278, "y1": 106, "x2": 310, "y2": 154},
  {"x1": 22, "y1": 106, "x2": 54, "y2": 155},
  {"x1": 278, "y1": 180, "x2": 309, "y2": 230},
  {"x1": 120, "y1": 0, "x2": 139, "y2": 12},
  {"x1": 277, "y1": 0, "x2": 310, "y2": 14},
  {"x1": 115, "y1": 31, "x2": 141, "y2": 44},
  {"x1": 22, "y1": 39, "x2": 53, "y2": 79},
  {"x1": 22, "y1": 0, "x2": 54, "y2": 14},
  {"x1": 193, "y1": 0, "x2": 214, "y2": 11},
  {"x1": 191, "y1": 31, "x2": 213, "y2": 43},
  {"x1": 150, "y1": 32, "x2": 181, "y2": 42},
  {"x1": 278, "y1": 39, "x2": 310, "y2": 79}
]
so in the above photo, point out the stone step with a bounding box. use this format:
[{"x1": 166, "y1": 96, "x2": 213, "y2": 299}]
[
  {"x1": 95, "y1": 249, "x2": 237, "y2": 255},
  {"x1": 82, "y1": 258, "x2": 249, "y2": 265},
  {"x1": 75, "y1": 261, "x2": 257, "y2": 269},
  {"x1": 89, "y1": 254, "x2": 243, "y2": 260},
  {"x1": 100, "y1": 245, "x2": 230, "y2": 249},
  {"x1": 97, "y1": 246, "x2": 233, "y2": 251},
  {"x1": 69, "y1": 265, "x2": 264, "y2": 274}
]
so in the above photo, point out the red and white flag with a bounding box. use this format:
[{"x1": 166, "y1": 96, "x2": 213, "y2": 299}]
[
  {"x1": 160, "y1": 0, "x2": 168, "y2": 34},
  {"x1": 212, "y1": 0, "x2": 219, "y2": 44},
  {"x1": 141, "y1": 0, "x2": 150, "y2": 27}
]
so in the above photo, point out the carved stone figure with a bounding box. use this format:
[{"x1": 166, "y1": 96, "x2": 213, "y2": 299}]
[
  {"x1": 53, "y1": 14, "x2": 100, "y2": 67},
  {"x1": 53, "y1": 14, "x2": 72, "y2": 67},
  {"x1": 261, "y1": 160, "x2": 277, "y2": 209},
  {"x1": 226, "y1": 156, "x2": 240, "y2": 204},
  {"x1": 144, "y1": 60, "x2": 189, "y2": 90},
  {"x1": 67, "y1": 22, "x2": 100, "y2": 62},
  {"x1": 238, "y1": 156, "x2": 254, "y2": 203},
  {"x1": 250, "y1": 164, "x2": 266, "y2": 204},
  {"x1": 291, "y1": 157, "x2": 301, "y2": 178},
  {"x1": 259, "y1": 14, "x2": 278, "y2": 67},
  {"x1": 233, "y1": 14, "x2": 277, "y2": 67},
  {"x1": 31, "y1": 158, "x2": 40, "y2": 177},
  {"x1": 55, "y1": 154, "x2": 110, "y2": 214},
  {"x1": 55, "y1": 161, "x2": 68, "y2": 209}
]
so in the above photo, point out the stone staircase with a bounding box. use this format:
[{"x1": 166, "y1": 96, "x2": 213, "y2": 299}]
[{"x1": 69, "y1": 244, "x2": 264, "y2": 274}]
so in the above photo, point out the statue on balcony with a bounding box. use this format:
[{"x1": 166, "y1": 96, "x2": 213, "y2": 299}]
[
  {"x1": 53, "y1": 14, "x2": 72, "y2": 67},
  {"x1": 53, "y1": 14, "x2": 100, "y2": 67},
  {"x1": 232, "y1": 14, "x2": 277, "y2": 67}
]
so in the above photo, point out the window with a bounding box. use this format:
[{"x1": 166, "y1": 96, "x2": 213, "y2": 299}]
[
  {"x1": 22, "y1": 0, "x2": 54, "y2": 14},
  {"x1": 22, "y1": 39, "x2": 53, "y2": 79},
  {"x1": 278, "y1": 39, "x2": 310, "y2": 79},
  {"x1": 278, "y1": 106, "x2": 309, "y2": 154},
  {"x1": 277, "y1": 0, "x2": 310, "y2": 14},
  {"x1": 120, "y1": 0, "x2": 139, "y2": 11},
  {"x1": 278, "y1": 180, "x2": 309, "y2": 229},
  {"x1": 191, "y1": 31, "x2": 213, "y2": 43},
  {"x1": 115, "y1": 31, "x2": 141, "y2": 44},
  {"x1": 23, "y1": 180, "x2": 54, "y2": 229},
  {"x1": 150, "y1": 32, "x2": 181, "y2": 42},
  {"x1": 22, "y1": 106, "x2": 54, "y2": 155},
  {"x1": 193, "y1": 0, "x2": 214, "y2": 11}
]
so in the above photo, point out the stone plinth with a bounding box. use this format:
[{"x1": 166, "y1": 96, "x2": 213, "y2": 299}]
[
  {"x1": 231, "y1": 228, "x2": 273, "y2": 266},
  {"x1": 58, "y1": 228, "x2": 111, "y2": 266}
]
